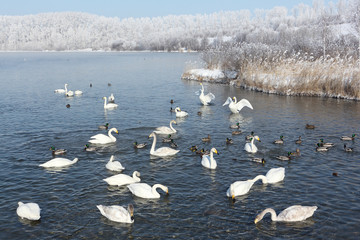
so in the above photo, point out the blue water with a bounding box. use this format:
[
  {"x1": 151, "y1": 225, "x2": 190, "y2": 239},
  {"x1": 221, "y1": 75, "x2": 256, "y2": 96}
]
[{"x1": 0, "y1": 52, "x2": 359, "y2": 239}]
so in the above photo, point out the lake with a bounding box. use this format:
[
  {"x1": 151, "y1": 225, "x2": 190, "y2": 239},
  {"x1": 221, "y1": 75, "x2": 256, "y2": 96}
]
[{"x1": 0, "y1": 52, "x2": 359, "y2": 239}]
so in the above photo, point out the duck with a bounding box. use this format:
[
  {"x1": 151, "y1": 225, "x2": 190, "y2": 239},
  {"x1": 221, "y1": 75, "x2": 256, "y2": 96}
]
[
  {"x1": 133, "y1": 142, "x2": 147, "y2": 149},
  {"x1": 295, "y1": 136, "x2": 302, "y2": 144},
  {"x1": 90, "y1": 83, "x2": 92, "y2": 87},
  {"x1": 230, "y1": 122, "x2": 240, "y2": 129},
  {"x1": 190, "y1": 145, "x2": 198, "y2": 152},
  {"x1": 344, "y1": 144, "x2": 353, "y2": 152},
  {"x1": 108, "y1": 83, "x2": 112, "y2": 86},
  {"x1": 169, "y1": 139, "x2": 178, "y2": 148},
  {"x1": 245, "y1": 131, "x2": 255, "y2": 142},
  {"x1": 251, "y1": 158, "x2": 266, "y2": 164},
  {"x1": 232, "y1": 130, "x2": 242, "y2": 135},
  {"x1": 197, "y1": 83, "x2": 215, "y2": 105},
  {"x1": 66, "y1": 104, "x2": 71, "y2": 108},
  {"x1": 175, "y1": 107, "x2": 188, "y2": 117},
  {"x1": 154, "y1": 120, "x2": 177, "y2": 135},
  {"x1": 199, "y1": 148, "x2": 210, "y2": 156},
  {"x1": 128, "y1": 183, "x2": 169, "y2": 199},
  {"x1": 49, "y1": 146, "x2": 67, "y2": 155},
  {"x1": 292, "y1": 148, "x2": 301, "y2": 156},
  {"x1": 170, "y1": 99, "x2": 174, "y2": 104},
  {"x1": 84, "y1": 144, "x2": 96, "y2": 152},
  {"x1": 103, "y1": 171, "x2": 141, "y2": 186},
  {"x1": 170, "y1": 107, "x2": 176, "y2": 112},
  {"x1": 88, "y1": 128, "x2": 118, "y2": 144},
  {"x1": 340, "y1": 134, "x2": 357, "y2": 141},
  {"x1": 201, "y1": 148, "x2": 219, "y2": 169},
  {"x1": 65, "y1": 84, "x2": 74, "y2": 97},
  {"x1": 244, "y1": 136, "x2": 261, "y2": 153},
  {"x1": 276, "y1": 152, "x2": 292, "y2": 160},
  {"x1": 197, "y1": 111, "x2": 202, "y2": 116},
  {"x1": 106, "y1": 155, "x2": 125, "y2": 172},
  {"x1": 149, "y1": 132, "x2": 179, "y2": 157},
  {"x1": 16, "y1": 202, "x2": 41, "y2": 221},
  {"x1": 316, "y1": 143, "x2": 329, "y2": 152},
  {"x1": 162, "y1": 134, "x2": 173, "y2": 143},
  {"x1": 319, "y1": 139, "x2": 334, "y2": 148},
  {"x1": 103, "y1": 97, "x2": 118, "y2": 109},
  {"x1": 226, "y1": 138, "x2": 234, "y2": 144},
  {"x1": 274, "y1": 135, "x2": 284, "y2": 144},
  {"x1": 54, "y1": 84, "x2": 66, "y2": 93},
  {"x1": 254, "y1": 205, "x2": 317, "y2": 223},
  {"x1": 98, "y1": 123, "x2": 109, "y2": 130},
  {"x1": 223, "y1": 96, "x2": 253, "y2": 114},
  {"x1": 97, "y1": 204, "x2": 134, "y2": 223},
  {"x1": 201, "y1": 134, "x2": 211, "y2": 142},
  {"x1": 39, "y1": 157, "x2": 78, "y2": 168},
  {"x1": 305, "y1": 124, "x2": 315, "y2": 129},
  {"x1": 108, "y1": 93, "x2": 115, "y2": 103}
]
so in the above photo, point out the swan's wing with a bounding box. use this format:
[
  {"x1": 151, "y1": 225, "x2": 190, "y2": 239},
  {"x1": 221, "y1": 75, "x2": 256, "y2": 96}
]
[
  {"x1": 17, "y1": 203, "x2": 41, "y2": 220},
  {"x1": 155, "y1": 126, "x2": 170, "y2": 132},
  {"x1": 97, "y1": 205, "x2": 129, "y2": 222},
  {"x1": 232, "y1": 180, "x2": 254, "y2": 196},
  {"x1": 201, "y1": 155, "x2": 210, "y2": 167},
  {"x1": 265, "y1": 167, "x2": 285, "y2": 183},
  {"x1": 195, "y1": 90, "x2": 201, "y2": 96},
  {"x1": 154, "y1": 147, "x2": 179, "y2": 156},
  {"x1": 128, "y1": 183, "x2": 152, "y2": 196},
  {"x1": 278, "y1": 205, "x2": 317, "y2": 221},
  {"x1": 203, "y1": 93, "x2": 215, "y2": 103},
  {"x1": 222, "y1": 97, "x2": 232, "y2": 106},
  {"x1": 234, "y1": 99, "x2": 253, "y2": 112},
  {"x1": 90, "y1": 134, "x2": 110, "y2": 141}
]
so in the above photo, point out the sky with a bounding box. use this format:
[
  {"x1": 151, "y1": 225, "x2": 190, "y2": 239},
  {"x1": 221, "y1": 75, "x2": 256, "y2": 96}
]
[{"x1": 1, "y1": 0, "x2": 334, "y2": 19}]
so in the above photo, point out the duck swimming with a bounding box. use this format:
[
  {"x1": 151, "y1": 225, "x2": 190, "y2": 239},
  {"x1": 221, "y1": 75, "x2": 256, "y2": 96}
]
[
  {"x1": 226, "y1": 138, "x2": 234, "y2": 144},
  {"x1": 202, "y1": 134, "x2": 211, "y2": 142},
  {"x1": 340, "y1": 134, "x2": 357, "y2": 141},
  {"x1": 276, "y1": 152, "x2": 292, "y2": 161},
  {"x1": 134, "y1": 142, "x2": 147, "y2": 149},
  {"x1": 50, "y1": 146, "x2": 67, "y2": 155},
  {"x1": 274, "y1": 136, "x2": 284, "y2": 144}
]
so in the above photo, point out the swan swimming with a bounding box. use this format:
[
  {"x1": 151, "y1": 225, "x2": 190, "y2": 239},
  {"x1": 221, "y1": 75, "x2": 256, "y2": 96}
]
[
  {"x1": 65, "y1": 84, "x2": 74, "y2": 97},
  {"x1": 16, "y1": 202, "x2": 41, "y2": 221},
  {"x1": 197, "y1": 83, "x2": 215, "y2": 105},
  {"x1": 244, "y1": 136, "x2": 261, "y2": 153},
  {"x1": 103, "y1": 97, "x2": 118, "y2": 109},
  {"x1": 175, "y1": 107, "x2": 188, "y2": 118},
  {"x1": 128, "y1": 183, "x2": 169, "y2": 199},
  {"x1": 154, "y1": 120, "x2": 177, "y2": 135},
  {"x1": 39, "y1": 157, "x2": 78, "y2": 168},
  {"x1": 105, "y1": 155, "x2": 125, "y2": 172},
  {"x1": 254, "y1": 205, "x2": 318, "y2": 223},
  {"x1": 149, "y1": 132, "x2": 179, "y2": 157},
  {"x1": 108, "y1": 93, "x2": 115, "y2": 103},
  {"x1": 88, "y1": 127, "x2": 118, "y2": 144},
  {"x1": 201, "y1": 148, "x2": 219, "y2": 169},
  {"x1": 97, "y1": 204, "x2": 134, "y2": 223},
  {"x1": 54, "y1": 84, "x2": 66, "y2": 93},
  {"x1": 103, "y1": 171, "x2": 141, "y2": 186},
  {"x1": 223, "y1": 97, "x2": 253, "y2": 114},
  {"x1": 74, "y1": 90, "x2": 83, "y2": 95}
]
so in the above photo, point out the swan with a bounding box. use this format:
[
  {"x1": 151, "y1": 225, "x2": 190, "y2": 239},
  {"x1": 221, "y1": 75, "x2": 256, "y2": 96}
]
[
  {"x1": 223, "y1": 97, "x2": 253, "y2": 114},
  {"x1": 103, "y1": 171, "x2": 141, "y2": 186},
  {"x1": 16, "y1": 202, "x2": 41, "y2": 221},
  {"x1": 127, "y1": 183, "x2": 169, "y2": 199},
  {"x1": 154, "y1": 120, "x2": 177, "y2": 135},
  {"x1": 108, "y1": 93, "x2": 115, "y2": 103},
  {"x1": 244, "y1": 136, "x2": 261, "y2": 153},
  {"x1": 97, "y1": 204, "x2": 134, "y2": 223},
  {"x1": 74, "y1": 90, "x2": 83, "y2": 95},
  {"x1": 103, "y1": 97, "x2": 118, "y2": 109},
  {"x1": 64, "y1": 84, "x2": 74, "y2": 97},
  {"x1": 201, "y1": 148, "x2": 219, "y2": 169},
  {"x1": 54, "y1": 84, "x2": 66, "y2": 93},
  {"x1": 197, "y1": 83, "x2": 215, "y2": 105},
  {"x1": 175, "y1": 107, "x2": 188, "y2": 117},
  {"x1": 263, "y1": 167, "x2": 285, "y2": 183},
  {"x1": 254, "y1": 205, "x2": 318, "y2": 223},
  {"x1": 88, "y1": 128, "x2": 118, "y2": 144},
  {"x1": 149, "y1": 132, "x2": 179, "y2": 157},
  {"x1": 106, "y1": 155, "x2": 125, "y2": 172},
  {"x1": 226, "y1": 179, "x2": 257, "y2": 198},
  {"x1": 39, "y1": 157, "x2": 78, "y2": 168}
]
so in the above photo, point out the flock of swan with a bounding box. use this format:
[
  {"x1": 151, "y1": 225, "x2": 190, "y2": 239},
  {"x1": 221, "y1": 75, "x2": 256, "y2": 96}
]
[{"x1": 17, "y1": 82, "x2": 322, "y2": 226}]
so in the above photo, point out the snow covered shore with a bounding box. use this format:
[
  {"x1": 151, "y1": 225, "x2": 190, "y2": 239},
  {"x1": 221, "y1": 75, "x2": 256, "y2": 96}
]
[{"x1": 181, "y1": 69, "x2": 237, "y2": 84}]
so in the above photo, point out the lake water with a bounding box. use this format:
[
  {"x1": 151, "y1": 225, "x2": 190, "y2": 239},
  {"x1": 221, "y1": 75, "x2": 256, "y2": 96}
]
[{"x1": 0, "y1": 52, "x2": 359, "y2": 239}]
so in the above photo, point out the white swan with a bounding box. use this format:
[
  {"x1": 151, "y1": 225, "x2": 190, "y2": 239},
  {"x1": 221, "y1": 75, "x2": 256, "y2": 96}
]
[
  {"x1": 127, "y1": 183, "x2": 169, "y2": 199},
  {"x1": 74, "y1": 90, "x2": 83, "y2": 95},
  {"x1": 149, "y1": 132, "x2": 179, "y2": 157},
  {"x1": 201, "y1": 148, "x2": 219, "y2": 169},
  {"x1": 175, "y1": 107, "x2": 188, "y2": 118},
  {"x1": 263, "y1": 167, "x2": 285, "y2": 183},
  {"x1": 16, "y1": 202, "x2": 41, "y2": 221},
  {"x1": 39, "y1": 157, "x2": 78, "y2": 168},
  {"x1": 103, "y1": 171, "x2": 141, "y2": 186},
  {"x1": 108, "y1": 93, "x2": 115, "y2": 103},
  {"x1": 105, "y1": 155, "x2": 125, "y2": 172},
  {"x1": 54, "y1": 84, "x2": 66, "y2": 93},
  {"x1": 97, "y1": 204, "x2": 134, "y2": 223},
  {"x1": 223, "y1": 96, "x2": 253, "y2": 113},
  {"x1": 226, "y1": 179, "x2": 257, "y2": 199},
  {"x1": 88, "y1": 127, "x2": 118, "y2": 144},
  {"x1": 103, "y1": 97, "x2": 118, "y2": 109},
  {"x1": 198, "y1": 83, "x2": 215, "y2": 105},
  {"x1": 65, "y1": 84, "x2": 74, "y2": 97},
  {"x1": 254, "y1": 205, "x2": 318, "y2": 223},
  {"x1": 244, "y1": 136, "x2": 261, "y2": 153},
  {"x1": 154, "y1": 120, "x2": 177, "y2": 135}
]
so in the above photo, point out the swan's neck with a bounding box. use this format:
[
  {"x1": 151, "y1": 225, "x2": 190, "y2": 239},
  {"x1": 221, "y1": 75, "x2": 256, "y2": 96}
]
[
  {"x1": 104, "y1": 98, "x2": 107, "y2": 107},
  {"x1": 150, "y1": 135, "x2": 157, "y2": 154},
  {"x1": 252, "y1": 175, "x2": 267, "y2": 184},
  {"x1": 72, "y1": 158, "x2": 79, "y2": 164},
  {"x1": 108, "y1": 129, "x2": 116, "y2": 141},
  {"x1": 259, "y1": 208, "x2": 278, "y2": 221},
  {"x1": 169, "y1": 122, "x2": 175, "y2": 132},
  {"x1": 152, "y1": 184, "x2": 164, "y2": 197},
  {"x1": 209, "y1": 151, "x2": 216, "y2": 167},
  {"x1": 109, "y1": 155, "x2": 114, "y2": 162},
  {"x1": 65, "y1": 84, "x2": 68, "y2": 93},
  {"x1": 132, "y1": 172, "x2": 140, "y2": 181},
  {"x1": 251, "y1": 138, "x2": 255, "y2": 147},
  {"x1": 233, "y1": 97, "x2": 237, "y2": 103}
]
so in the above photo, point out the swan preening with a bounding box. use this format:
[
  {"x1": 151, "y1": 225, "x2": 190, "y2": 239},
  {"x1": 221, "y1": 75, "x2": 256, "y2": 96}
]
[
  {"x1": 103, "y1": 97, "x2": 118, "y2": 109},
  {"x1": 154, "y1": 120, "x2": 177, "y2": 135},
  {"x1": 226, "y1": 167, "x2": 285, "y2": 198},
  {"x1": 88, "y1": 128, "x2": 118, "y2": 144},
  {"x1": 197, "y1": 83, "x2": 215, "y2": 105},
  {"x1": 175, "y1": 107, "x2": 188, "y2": 117},
  {"x1": 254, "y1": 205, "x2": 318, "y2": 223},
  {"x1": 105, "y1": 155, "x2": 125, "y2": 172},
  {"x1": 149, "y1": 132, "x2": 179, "y2": 157},
  {"x1": 244, "y1": 136, "x2": 261, "y2": 153},
  {"x1": 16, "y1": 202, "x2": 41, "y2": 221},
  {"x1": 223, "y1": 97, "x2": 253, "y2": 114},
  {"x1": 103, "y1": 171, "x2": 141, "y2": 186},
  {"x1": 128, "y1": 183, "x2": 169, "y2": 199},
  {"x1": 201, "y1": 147, "x2": 219, "y2": 169},
  {"x1": 39, "y1": 157, "x2": 78, "y2": 168},
  {"x1": 97, "y1": 204, "x2": 134, "y2": 223}
]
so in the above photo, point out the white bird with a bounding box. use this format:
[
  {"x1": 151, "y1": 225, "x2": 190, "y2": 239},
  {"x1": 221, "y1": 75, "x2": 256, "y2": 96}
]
[
  {"x1": 108, "y1": 93, "x2": 115, "y2": 103},
  {"x1": 103, "y1": 171, "x2": 141, "y2": 186},
  {"x1": 16, "y1": 202, "x2": 41, "y2": 221},
  {"x1": 39, "y1": 157, "x2": 78, "y2": 168},
  {"x1": 103, "y1": 96, "x2": 118, "y2": 109},
  {"x1": 65, "y1": 84, "x2": 74, "y2": 97},
  {"x1": 154, "y1": 120, "x2": 177, "y2": 135},
  {"x1": 244, "y1": 136, "x2": 261, "y2": 153},
  {"x1": 175, "y1": 107, "x2": 188, "y2": 118},
  {"x1": 74, "y1": 90, "x2": 83, "y2": 95},
  {"x1": 254, "y1": 205, "x2": 318, "y2": 223},
  {"x1": 97, "y1": 204, "x2": 134, "y2": 223},
  {"x1": 201, "y1": 147, "x2": 219, "y2": 169},
  {"x1": 127, "y1": 183, "x2": 169, "y2": 199},
  {"x1": 54, "y1": 84, "x2": 66, "y2": 93},
  {"x1": 263, "y1": 167, "x2": 285, "y2": 184},
  {"x1": 105, "y1": 155, "x2": 125, "y2": 172},
  {"x1": 223, "y1": 96, "x2": 253, "y2": 114},
  {"x1": 226, "y1": 179, "x2": 257, "y2": 199},
  {"x1": 88, "y1": 127, "x2": 118, "y2": 144},
  {"x1": 149, "y1": 132, "x2": 179, "y2": 157},
  {"x1": 198, "y1": 83, "x2": 215, "y2": 105}
]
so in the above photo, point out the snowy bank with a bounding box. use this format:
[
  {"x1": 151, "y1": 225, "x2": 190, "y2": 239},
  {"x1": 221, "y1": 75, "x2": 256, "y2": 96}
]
[{"x1": 181, "y1": 69, "x2": 237, "y2": 84}]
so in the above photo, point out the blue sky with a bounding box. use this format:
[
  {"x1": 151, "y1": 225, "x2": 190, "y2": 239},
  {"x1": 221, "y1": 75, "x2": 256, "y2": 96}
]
[{"x1": 2, "y1": 0, "x2": 333, "y2": 18}]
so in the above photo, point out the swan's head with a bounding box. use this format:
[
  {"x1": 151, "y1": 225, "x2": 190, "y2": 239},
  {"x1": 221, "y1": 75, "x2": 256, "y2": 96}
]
[
  {"x1": 149, "y1": 132, "x2": 156, "y2": 138},
  {"x1": 200, "y1": 83, "x2": 203, "y2": 86},
  {"x1": 128, "y1": 204, "x2": 134, "y2": 221},
  {"x1": 49, "y1": 146, "x2": 55, "y2": 151},
  {"x1": 254, "y1": 214, "x2": 262, "y2": 224},
  {"x1": 102, "y1": 97, "x2": 106, "y2": 100},
  {"x1": 133, "y1": 171, "x2": 141, "y2": 177},
  {"x1": 175, "y1": 107, "x2": 181, "y2": 112},
  {"x1": 171, "y1": 120, "x2": 177, "y2": 124},
  {"x1": 211, "y1": 148, "x2": 219, "y2": 155},
  {"x1": 254, "y1": 136, "x2": 261, "y2": 142}
]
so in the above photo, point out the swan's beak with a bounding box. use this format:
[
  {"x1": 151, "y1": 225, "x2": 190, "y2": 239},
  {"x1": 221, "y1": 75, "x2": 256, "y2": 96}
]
[
  {"x1": 166, "y1": 189, "x2": 169, "y2": 195},
  {"x1": 116, "y1": 131, "x2": 119, "y2": 134},
  {"x1": 254, "y1": 218, "x2": 259, "y2": 224}
]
